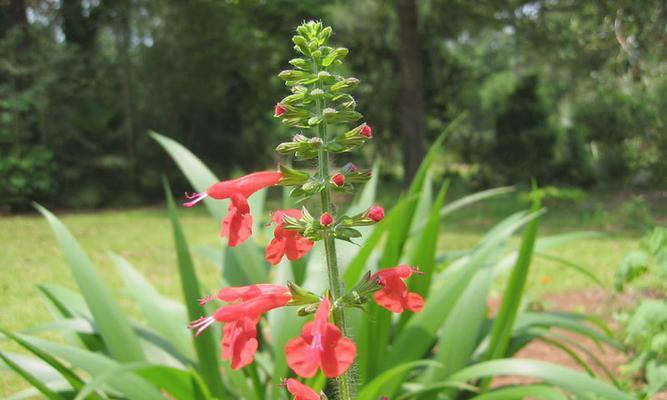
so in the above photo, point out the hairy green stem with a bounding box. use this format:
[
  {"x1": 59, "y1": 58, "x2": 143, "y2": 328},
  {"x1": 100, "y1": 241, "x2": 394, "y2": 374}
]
[{"x1": 316, "y1": 96, "x2": 354, "y2": 400}]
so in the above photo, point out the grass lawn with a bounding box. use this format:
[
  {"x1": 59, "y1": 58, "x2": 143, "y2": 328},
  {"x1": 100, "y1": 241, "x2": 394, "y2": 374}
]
[{"x1": 0, "y1": 189, "x2": 661, "y2": 396}]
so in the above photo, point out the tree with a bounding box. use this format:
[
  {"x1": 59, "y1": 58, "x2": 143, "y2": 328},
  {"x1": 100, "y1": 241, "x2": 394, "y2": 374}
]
[{"x1": 396, "y1": 0, "x2": 426, "y2": 184}]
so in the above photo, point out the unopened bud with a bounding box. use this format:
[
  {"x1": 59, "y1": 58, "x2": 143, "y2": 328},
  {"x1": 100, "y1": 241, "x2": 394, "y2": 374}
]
[
  {"x1": 331, "y1": 173, "x2": 345, "y2": 187},
  {"x1": 274, "y1": 103, "x2": 286, "y2": 117},
  {"x1": 360, "y1": 123, "x2": 372, "y2": 138},
  {"x1": 368, "y1": 206, "x2": 384, "y2": 222},
  {"x1": 320, "y1": 212, "x2": 333, "y2": 227}
]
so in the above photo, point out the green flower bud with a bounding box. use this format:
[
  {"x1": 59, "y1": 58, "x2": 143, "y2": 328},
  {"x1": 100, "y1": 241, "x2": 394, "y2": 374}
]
[
  {"x1": 278, "y1": 69, "x2": 312, "y2": 82},
  {"x1": 322, "y1": 47, "x2": 349, "y2": 67},
  {"x1": 319, "y1": 26, "x2": 332, "y2": 43},
  {"x1": 330, "y1": 77, "x2": 360, "y2": 92},
  {"x1": 289, "y1": 58, "x2": 310, "y2": 70}
]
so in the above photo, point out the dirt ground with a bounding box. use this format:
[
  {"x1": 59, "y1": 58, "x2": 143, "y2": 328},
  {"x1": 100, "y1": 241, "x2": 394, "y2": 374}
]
[{"x1": 487, "y1": 288, "x2": 667, "y2": 399}]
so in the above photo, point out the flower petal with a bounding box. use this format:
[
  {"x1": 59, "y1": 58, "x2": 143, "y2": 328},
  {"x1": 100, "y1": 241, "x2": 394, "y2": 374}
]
[
  {"x1": 284, "y1": 378, "x2": 320, "y2": 400},
  {"x1": 284, "y1": 234, "x2": 314, "y2": 261},
  {"x1": 208, "y1": 171, "x2": 282, "y2": 199},
  {"x1": 265, "y1": 236, "x2": 287, "y2": 265},
  {"x1": 406, "y1": 292, "x2": 424, "y2": 312},
  {"x1": 221, "y1": 317, "x2": 259, "y2": 369},
  {"x1": 285, "y1": 337, "x2": 320, "y2": 378},
  {"x1": 221, "y1": 195, "x2": 253, "y2": 247},
  {"x1": 373, "y1": 290, "x2": 405, "y2": 313},
  {"x1": 320, "y1": 336, "x2": 356, "y2": 378}
]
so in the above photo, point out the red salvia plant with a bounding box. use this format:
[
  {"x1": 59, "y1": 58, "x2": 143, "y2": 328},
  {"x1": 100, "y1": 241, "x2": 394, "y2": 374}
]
[{"x1": 184, "y1": 21, "x2": 423, "y2": 399}]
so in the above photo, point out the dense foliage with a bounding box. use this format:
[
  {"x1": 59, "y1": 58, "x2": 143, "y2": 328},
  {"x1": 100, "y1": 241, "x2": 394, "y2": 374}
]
[
  {"x1": 0, "y1": 132, "x2": 636, "y2": 399},
  {"x1": 615, "y1": 226, "x2": 667, "y2": 397},
  {"x1": 2, "y1": 0, "x2": 666, "y2": 210}
]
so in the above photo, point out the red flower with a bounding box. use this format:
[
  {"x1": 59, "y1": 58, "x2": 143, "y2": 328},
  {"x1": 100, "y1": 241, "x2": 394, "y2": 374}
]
[
  {"x1": 199, "y1": 283, "x2": 289, "y2": 305},
  {"x1": 320, "y1": 212, "x2": 333, "y2": 227},
  {"x1": 189, "y1": 284, "x2": 291, "y2": 369},
  {"x1": 331, "y1": 173, "x2": 345, "y2": 187},
  {"x1": 221, "y1": 316, "x2": 258, "y2": 369},
  {"x1": 368, "y1": 205, "x2": 384, "y2": 222},
  {"x1": 275, "y1": 103, "x2": 287, "y2": 117},
  {"x1": 265, "y1": 209, "x2": 314, "y2": 265},
  {"x1": 184, "y1": 171, "x2": 282, "y2": 247},
  {"x1": 283, "y1": 378, "x2": 320, "y2": 400},
  {"x1": 285, "y1": 298, "x2": 356, "y2": 378},
  {"x1": 360, "y1": 123, "x2": 372, "y2": 138},
  {"x1": 372, "y1": 265, "x2": 424, "y2": 313}
]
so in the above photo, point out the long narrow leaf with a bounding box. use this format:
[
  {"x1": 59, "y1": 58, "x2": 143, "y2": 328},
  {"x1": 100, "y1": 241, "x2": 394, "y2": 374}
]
[
  {"x1": 1, "y1": 328, "x2": 89, "y2": 396},
  {"x1": 151, "y1": 131, "x2": 227, "y2": 221},
  {"x1": 447, "y1": 359, "x2": 633, "y2": 400},
  {"x1": 357, "y1": 361, "x2": 442, "y2": 400},
  {"x1": 481, "y1": 193, "x2": 541, "y2": 388},
  {"x1": 164, "y1": 178, "x2": 228, "y2": 398},
  {"x1": 111, "y1": 254, "x2": 193, "y2": 361},
  {"x1": 17, "y1": 334, "x2": 164, "y2": 400},
  {"x1": 0, "y1": 351, "x2": 64, "y2": 400},
  {"x1": 470, "y1": 384, "x2": 566, "y2": 400},
  {"x1": 35, "y1": 204, "x2": 144, "y2": 362}
]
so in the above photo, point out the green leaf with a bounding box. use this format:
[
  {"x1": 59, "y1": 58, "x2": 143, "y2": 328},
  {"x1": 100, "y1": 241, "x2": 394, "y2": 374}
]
[
  {"x1": 359, "y1": 196, "x2": 419, "y2": 382},
  {"x1": 411, "y1": 186, "x2": 516, "y2": 236},
  {"x1": 0, "y1": 351, "x2": 64, "y2": 400},
  {"x1": 402, "y1": 181, "x2": 449, "y2": 324},
  {"x1": 73, "y1": 363, "x2": 214, "y2": 400},
  {"x1": 151, "y1": 131, "x2": 227, "y2": 221},
  {"x1": 536, "y1": 252, "x2": 604, "y2": 288},
  {"x1": 16, "y1": 334, "x2": 165, "y2": 400},
  {"x1": 514, "y1": 312, "x2": 621, "y2": 350},
  {"x1": 469, "y1": 384, "x2": 566, "y2": 400},
  {"x1": 381, "y1": 210, "x2": 543, "y2": 387},
  {"x1": 111, "y1": 254, "x2": 193, "y2": 361},
  {"x1": 0, "y1": 328, "x2": 89, "y2": 396},
  {"x1": 357, "y1": 361, "x2": 442, "y2": 400},
  {"x1": 269, "y1": 264, "x2": 305, "y2": 400},
  {"x1": 36, "y1": 284, "x2": 103, "y2": 351},
  {"x1": 224, "y1": 241, "x2": 268, "y2": 286},
  {"x1": 164, "y1": 178, "x2": 228, "y2": 398},
  {"x1": 448, "y1": 359, "x2": 633, "y2": 400},
  {"x1": 482, "y1": 194, "x2": 541, "y2": 380},
  {"x1": 35, "y1": 204, "x2": 145, "y2": 363},
  {"x1": 524, "y1": 326, "x2": 619, "y2": 386}
]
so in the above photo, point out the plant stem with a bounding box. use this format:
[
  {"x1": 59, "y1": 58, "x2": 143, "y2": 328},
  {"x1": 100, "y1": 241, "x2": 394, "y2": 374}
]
[{"x1": 316, "y1": 97, "x2": 354, "y2": 400}]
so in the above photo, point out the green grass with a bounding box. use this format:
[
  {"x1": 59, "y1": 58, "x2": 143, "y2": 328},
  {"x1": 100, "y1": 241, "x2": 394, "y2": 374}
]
[{"x1": 0, "y1": 191, "x2": 660, "y2": 396}]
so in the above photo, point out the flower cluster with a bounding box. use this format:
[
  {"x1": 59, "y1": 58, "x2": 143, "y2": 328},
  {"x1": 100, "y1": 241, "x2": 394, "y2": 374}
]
[{"x1": 183, "y1": 21, "x2": 426, "y2": 398}]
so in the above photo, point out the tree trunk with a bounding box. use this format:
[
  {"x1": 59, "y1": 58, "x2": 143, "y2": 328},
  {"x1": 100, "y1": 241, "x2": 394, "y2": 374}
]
[{"x1": 396, "y1": 0, "x2": 426, "y2": 185}]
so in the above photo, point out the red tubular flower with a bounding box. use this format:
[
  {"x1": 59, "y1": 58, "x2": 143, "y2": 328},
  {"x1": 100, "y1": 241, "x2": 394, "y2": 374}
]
[
  {"x1": 221, "y1": 316, "x2": 259, "y2": 369},
  {"x1": 368, "y1": 205, "x2": 385, "y2": 222},
  {"x1": 275, "y1": 103, "x2": 287, "y2": 117},
  {"x1": 372, "y1": 265, "x2": 424, "y2": 313},
  {"x1": 283, "y1": 378, "x2": 320, "y2": 400},
  {"x1": 189, "y1": 284, "x2": 291, "y2": 369},
  {"x1": 184, "y1": 171, "x2": 282, "y2": 247},
  {"x1": 285, "y1": 298, "x2": 357, "y2": 378},
  {"x1": 360, "y1": 123, "x2": 372, "y2": 138},
  {"x1": 320, "y1": 212, "x2": 333, "y2": 227},
  {"x1": 331, "y1": 173, "x2": 345, "y2": 187},
  {"x1": 265, "y1": 209, "x2": 314, "y2": 265},
  {"x1": 201, "y1": 283, "x2": 290, "y2": 304}
]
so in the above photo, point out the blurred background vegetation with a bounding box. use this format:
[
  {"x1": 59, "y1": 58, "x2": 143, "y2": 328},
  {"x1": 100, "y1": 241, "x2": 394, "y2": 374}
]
[{"x1": 1, "y1": 0, "x2": 666, "y2": 211}]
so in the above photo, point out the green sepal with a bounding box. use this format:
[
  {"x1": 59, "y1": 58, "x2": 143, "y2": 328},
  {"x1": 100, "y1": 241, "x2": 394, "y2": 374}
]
[
  {"x1": 278, "y1": 164, "x2": 310, "y2": 186},
  {"x1": 287, "y1": 281, "x2": 321, "y2": 306}
]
